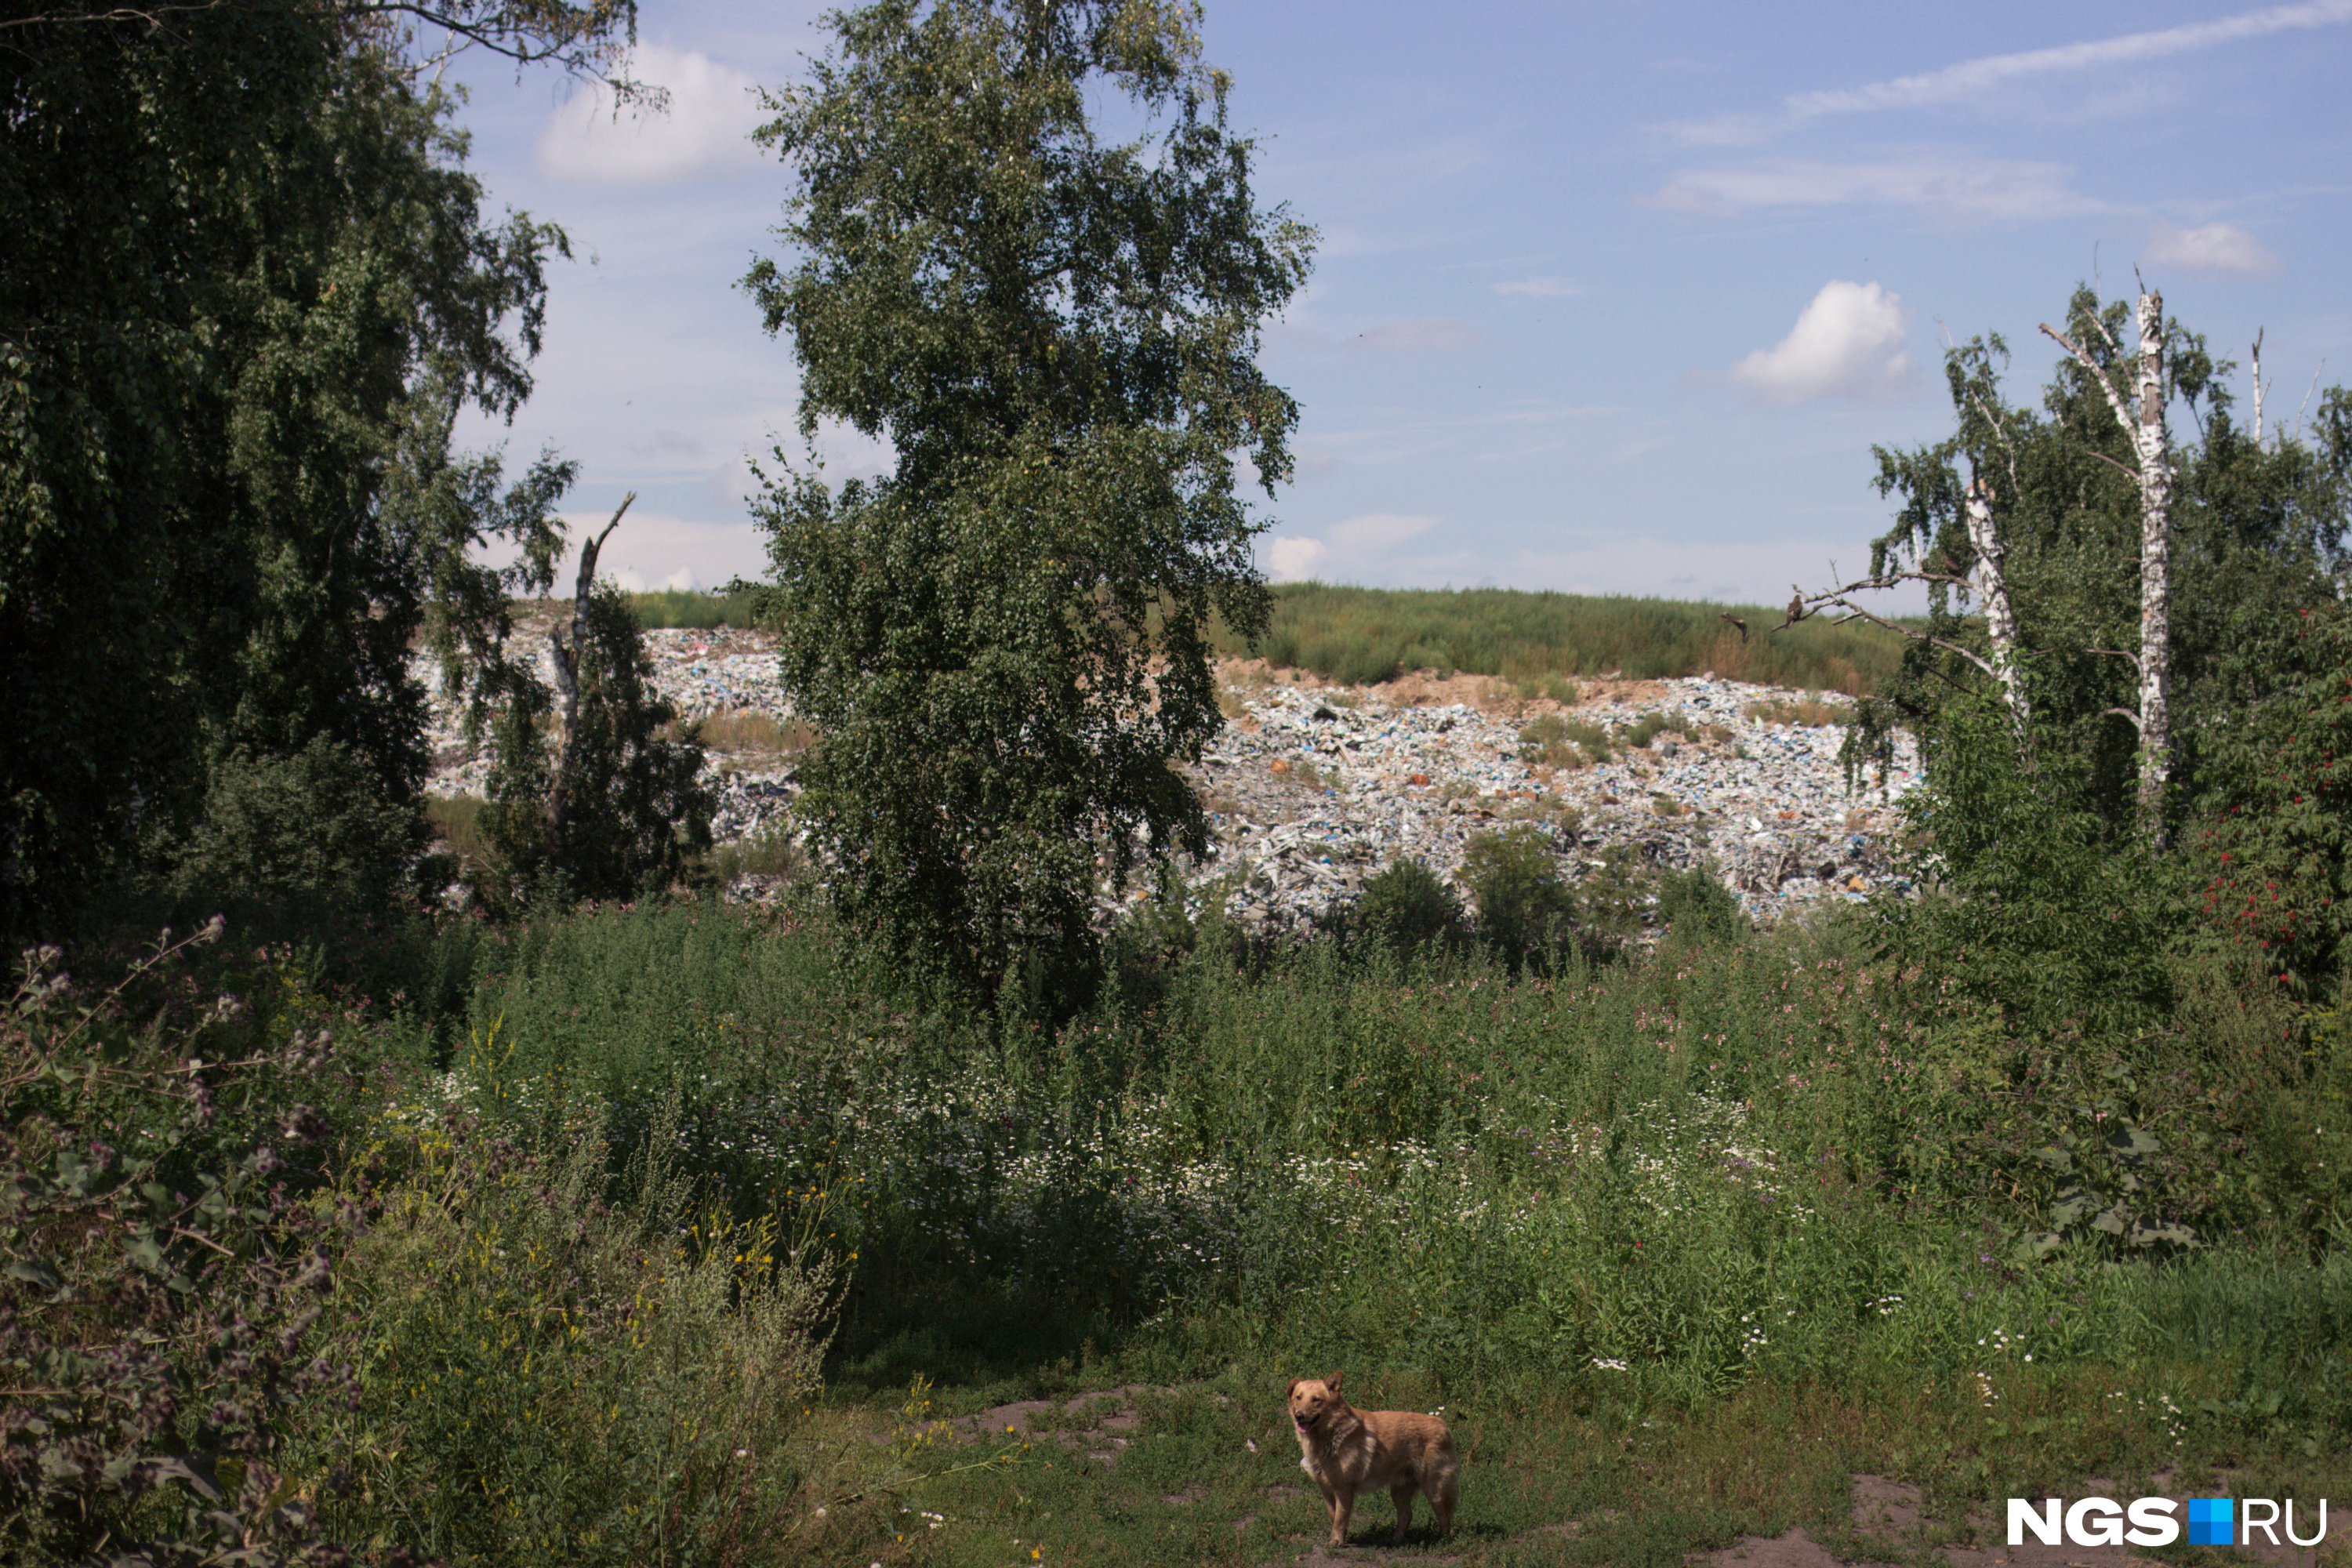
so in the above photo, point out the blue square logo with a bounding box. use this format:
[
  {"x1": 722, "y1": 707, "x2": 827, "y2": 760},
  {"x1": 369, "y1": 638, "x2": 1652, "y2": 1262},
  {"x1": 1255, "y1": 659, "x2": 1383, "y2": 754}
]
[{"x1": 2187, "y1": 1497, "x2": 2234, "y2": 1546}]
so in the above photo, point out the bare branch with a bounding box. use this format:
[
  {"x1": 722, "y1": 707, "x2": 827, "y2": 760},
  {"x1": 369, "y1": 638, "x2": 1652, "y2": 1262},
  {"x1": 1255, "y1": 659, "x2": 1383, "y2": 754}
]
[
  {"x1": 2041, "y1": 321, "x2": 2138, "y2": 456},
  {"x1": 1781, "y1": 583, "x2": 1999, "y2": 682},
  {"x1": 0, "y1": 2, "x2": 229, "y2": 29},
  {"x1": 2295, "y1": 358, "x2": 2327, "y2": 447},
  {"x1": 2081, "y1": 447, "x2": 2141, "y2": 483},
  {"x1": 2102, "y1": 706, "x2": 2143, "y2": 731}
]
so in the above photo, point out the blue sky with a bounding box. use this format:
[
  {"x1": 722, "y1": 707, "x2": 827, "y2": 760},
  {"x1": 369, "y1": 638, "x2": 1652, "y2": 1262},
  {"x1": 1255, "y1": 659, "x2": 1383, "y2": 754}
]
[{"x1": 445, "y1": 0, "x2": 2352, "y2": 609}]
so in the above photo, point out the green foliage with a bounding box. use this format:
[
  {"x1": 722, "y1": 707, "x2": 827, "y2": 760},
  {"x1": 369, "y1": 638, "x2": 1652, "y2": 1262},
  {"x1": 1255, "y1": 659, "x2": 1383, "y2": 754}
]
[
  {"x1": 1657, "y1": 862, "x2": 1748, "y2": 944},
  {"x1": 1220, "y1": 583, "x2": 1904, "y2": 691},
  {"x1": 1875, "y1": 696, "x2": 2175, "y2": 1040},
  {"x1": 0, "y1": 5, "x2": 631, "y2": 938},
  {"x1": 312, "y1": 1088, "x2": 837, "y2": 1564},
  {"x1": 1621, "y1": 709, "x2": 1690, "y2": 750},
  {"x1": 2191, "y1": 601, "x2": 2352, "y2": 991},
  {"x1": 170, "y1": 734, "x2": 426, "y2": 911},
  {"x1": 1847, "y1": 290, "x2": 2350, "y2": 841},
  {"x1": 742, "y1": 0, "x2": 1311, "y2": 999},
  {"x1": 1461, "y1": 826, "x2": 1580, "y2": 969},
  {"x1": 1519, "y1": 711, "x2": 1609, "y2": 767},
  {"x1": 1349, "y1": 856, "x2": 1467, "y2": 960},
  {"x1": 38, "y1": 899, "x2": 2352, "y2": 1564},
  {"x1": 0, "y1": 926, "x2": 358, "y2": 1564},
  {"x1": 625, "y1": 586, "x2": 767, "y2": 629},
  {"x1": 480, "y1": 585, "x2": 714, "y2": 904},
  {"x1": 371, "y1": 900, "x2": 2352, "y2": 1454}
]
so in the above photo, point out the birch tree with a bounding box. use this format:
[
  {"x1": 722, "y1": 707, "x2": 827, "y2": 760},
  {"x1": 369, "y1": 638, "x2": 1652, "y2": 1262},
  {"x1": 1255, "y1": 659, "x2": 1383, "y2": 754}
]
[
  {"x1": 742, "y1": 0, "x2": 1310, "y2": 1001},
  {"x1": 1962, "y1": 475, "x2": 2029, "y2": 729},
  {"x1": 2041, "y1": 287, "x2": 2173, "y2": 834}
]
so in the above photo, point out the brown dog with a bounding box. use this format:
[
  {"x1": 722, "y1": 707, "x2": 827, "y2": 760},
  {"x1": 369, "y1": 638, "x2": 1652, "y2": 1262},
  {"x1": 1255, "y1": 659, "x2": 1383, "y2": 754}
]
[{"x1": 1287, "y1": 1371, "x2": 1459, "y2": 1546}]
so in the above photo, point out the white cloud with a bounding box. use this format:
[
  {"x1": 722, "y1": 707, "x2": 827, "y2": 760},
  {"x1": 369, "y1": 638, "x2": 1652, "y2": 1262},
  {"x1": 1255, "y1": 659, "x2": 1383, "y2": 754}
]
[
  {"x1": 1264, "y1": 514, "x2": 1440, "y2": 583},
  {"x1": 1673, "y1": 0, "x2": 2352, "y2": 141},
  {"x1": 1729, "y1": 281, "x2": 1916, "y2": 405},
  {"x1": 2143, "y1": 220, "x2": 2283, "y2": 278},
  {"x1": 537, "y1": 44, "x2": 770, "y2": 184},
  {"x1": 1650, "y1": 157, "x2": 2099, "y2": 223},
  {"x1": 1493, "y1": 276, "x2": 1582, "y2": 299},
  {"x1": 609, "y1": 563, "x2": 707, "y2": 593},
  {"x1": 1266, "y1": 536, "x2": 1328, "y2": 582}
]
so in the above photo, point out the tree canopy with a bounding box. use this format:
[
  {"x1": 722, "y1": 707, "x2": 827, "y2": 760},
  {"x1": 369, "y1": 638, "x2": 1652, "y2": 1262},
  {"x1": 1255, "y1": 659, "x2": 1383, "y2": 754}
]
[
  {"x1": 0, "y1": 0, "x2": 637, "y2": 937},
  {"x1": 742, "y1": 0, "x2": 1312, "y2": 1000},
  {"x1": 1843, "y1": 286, "x2": 2352, "y2": 1009}
]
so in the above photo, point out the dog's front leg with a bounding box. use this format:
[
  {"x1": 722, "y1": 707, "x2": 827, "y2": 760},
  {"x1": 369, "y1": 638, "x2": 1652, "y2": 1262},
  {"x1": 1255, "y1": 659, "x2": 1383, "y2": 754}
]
[
  {"x1": 1326, "y1": 1484, "x2": 1355, "y2": 1545},
  {"x1": 1391, "y1": 1480, "x2": 1415, "y2": 1542}
]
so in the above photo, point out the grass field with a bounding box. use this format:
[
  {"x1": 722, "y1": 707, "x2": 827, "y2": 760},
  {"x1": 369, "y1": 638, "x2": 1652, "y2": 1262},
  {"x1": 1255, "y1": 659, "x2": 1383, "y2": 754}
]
[
  {"x1": 232, "y1": 898, "x2": 2350, "y2": 1563},
  {"x1": 24, "y1": 894, "x2": 2352, "y2": 1565}
]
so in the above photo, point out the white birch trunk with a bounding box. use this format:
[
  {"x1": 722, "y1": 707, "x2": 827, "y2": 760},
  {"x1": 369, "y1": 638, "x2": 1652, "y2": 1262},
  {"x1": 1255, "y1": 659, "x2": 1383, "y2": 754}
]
[
  {"x1": 1964, "y1": 474, "x2": 2028, "y2": 731},
  {"x1": 2132, "y1": 292, "x2": 2172, "y2": 833},
  {"x1": 2251, "y1": 328, "x2": 2267, "y2": 448}
]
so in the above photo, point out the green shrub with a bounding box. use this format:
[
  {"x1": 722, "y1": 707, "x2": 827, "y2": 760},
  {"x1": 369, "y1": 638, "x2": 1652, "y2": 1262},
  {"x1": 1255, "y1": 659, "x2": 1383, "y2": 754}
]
[
  {"x1": 1462, "y1": 826, "x2": 1579, "y2": 971},
  {"x1": 1877, "y1": 695, "x2": 2174, "y2": 1040},
  {"x1": 2194, "y1": 603, "x2": 2352, "y2": 993},
  {"x1": 1657, "y1": 862, "x2": 1748, "y2": 943},
  {"x1": 1224, "y1": 583, "x2": 1904, "y2": 693},
  {"x1": 481, "y1": 584, "x2": 715, "y2": 904},
  {"x1": 1, "y1": 925, "x2": 362, "y2": 1566},
  {"x1": 1519, "y1": 713, "x2": 1610, "y2": 768},
  {"x1": 1621, "y1": 710, "x2": 1691, "y2": 750},
  {"x1": 313, "y1": 1082, "x2": 837, "y2": 1565},
  {"x1": 1351, "y1": 856, "x2": 1467, "y2": 959},
  {"x1": 171, "y1": 735, "x2": 425, "y2": 908},
  {"x1": 426, "y1": 790, "x2": 492, "y2": 866},
  {"x1": 624, "y1": 587, "x2": 766, "y2": 630}
]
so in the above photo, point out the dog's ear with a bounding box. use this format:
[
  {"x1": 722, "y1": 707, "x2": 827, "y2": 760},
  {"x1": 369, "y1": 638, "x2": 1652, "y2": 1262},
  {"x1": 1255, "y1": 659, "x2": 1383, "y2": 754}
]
[
  {"x1": 1327, "y1": 1370, "x2": 1344, "y2": 1393},
  {"x1": 1286, "y1": 1378, "x2": 1300, "y2": 1396}
]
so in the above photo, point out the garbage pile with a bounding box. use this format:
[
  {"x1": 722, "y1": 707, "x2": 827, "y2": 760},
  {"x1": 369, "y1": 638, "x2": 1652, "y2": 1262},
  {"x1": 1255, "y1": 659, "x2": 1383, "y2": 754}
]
[
  {"x1": 1174, "y1": 672, "x2": 1918, "y2": 927},
  {"x1": 416, "y1": 619, "x2": 1920, "y2": 924}
]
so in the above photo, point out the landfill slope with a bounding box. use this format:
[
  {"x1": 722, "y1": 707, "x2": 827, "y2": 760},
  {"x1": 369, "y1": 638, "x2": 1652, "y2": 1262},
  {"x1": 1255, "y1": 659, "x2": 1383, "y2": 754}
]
[{"x1": 418, "y1": 616, "x2": 1920, "y2": 922}]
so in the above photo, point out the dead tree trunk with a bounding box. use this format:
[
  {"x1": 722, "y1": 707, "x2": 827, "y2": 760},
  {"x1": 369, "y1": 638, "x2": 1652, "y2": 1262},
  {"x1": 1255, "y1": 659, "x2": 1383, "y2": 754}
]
[
  {"x1": 2251, "y1": 327, "x2": 2267, "y2": 448},
  {"x1": 546, "y1": 492, "x2": 635, "y2": 856},
  {"x1": 1963, "y1": 474, "x2": 2028, "y2": 731},
  {"x1": 2040, "y1": 289, "x2": 2172, "y2": 839}
]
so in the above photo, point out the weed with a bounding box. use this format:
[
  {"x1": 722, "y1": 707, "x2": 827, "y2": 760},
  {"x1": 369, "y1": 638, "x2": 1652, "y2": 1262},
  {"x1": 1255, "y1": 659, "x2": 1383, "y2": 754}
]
[
  {"x1": 426, "y1": 791, "x2": 492, "y2": 866},
  {"x1": 1520, "y1": 713, "x2": 1611, "y2": 768},
  {"x1": 1744, "y1": 696, "x2": 1850, "y2": 728},
  {"x1": 1622, "y1": 710, "x2": 1693, "y2": 750}
]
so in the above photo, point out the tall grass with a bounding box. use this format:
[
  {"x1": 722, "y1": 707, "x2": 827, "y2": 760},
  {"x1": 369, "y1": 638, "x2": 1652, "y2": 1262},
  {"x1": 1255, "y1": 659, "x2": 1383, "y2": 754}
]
[
  {"x1": 1218, "y1": 583, "x2": 1909, "y2": 691},
  {"x1": 393, "y1": 901, "x2": 2352, "y2": 1461},
  {"x1": 28, "y1": 900, "x2": 2347, "y2": 1564},
  {"x1": 623, "y1": 587, "x2": 766, "y2": 630}
]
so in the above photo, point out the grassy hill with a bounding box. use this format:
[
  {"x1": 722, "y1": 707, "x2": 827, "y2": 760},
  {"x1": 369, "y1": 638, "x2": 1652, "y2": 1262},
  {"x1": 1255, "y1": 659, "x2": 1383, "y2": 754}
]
[{"x1": 1217, "y1": 581, "x2": 1906, "y2": 692}]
